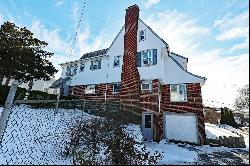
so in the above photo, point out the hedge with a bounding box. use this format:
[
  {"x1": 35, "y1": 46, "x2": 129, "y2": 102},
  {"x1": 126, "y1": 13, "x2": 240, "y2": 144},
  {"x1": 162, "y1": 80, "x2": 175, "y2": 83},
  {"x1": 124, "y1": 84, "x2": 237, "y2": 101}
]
[
  {"x1": 27, "y1": 90, "x2": 57, "y2": 100},
  {"x1": 0, "y1": 85, "x2": 27, "y2": 105}
]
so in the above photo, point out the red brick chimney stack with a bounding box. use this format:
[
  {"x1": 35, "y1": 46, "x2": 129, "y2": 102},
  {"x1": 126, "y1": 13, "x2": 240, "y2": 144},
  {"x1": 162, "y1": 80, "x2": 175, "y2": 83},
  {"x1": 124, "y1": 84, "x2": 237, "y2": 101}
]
[{"x1": 120, "y1": 5, "x2": 141, "y2": 116}]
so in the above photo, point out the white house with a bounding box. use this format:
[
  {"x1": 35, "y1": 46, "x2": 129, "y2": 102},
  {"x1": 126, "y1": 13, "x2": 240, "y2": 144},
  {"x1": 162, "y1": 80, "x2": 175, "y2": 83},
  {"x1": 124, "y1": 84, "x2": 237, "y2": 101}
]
[{"x1": 52, "y1": 5, "x2": 207, "y2": 144}]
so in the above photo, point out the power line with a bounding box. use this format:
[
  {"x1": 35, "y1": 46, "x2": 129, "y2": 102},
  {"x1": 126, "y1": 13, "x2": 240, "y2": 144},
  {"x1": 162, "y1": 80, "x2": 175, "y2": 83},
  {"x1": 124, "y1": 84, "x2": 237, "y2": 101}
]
[{"x1": 69, "y1": 0, "x2": 87, "y2": 58}]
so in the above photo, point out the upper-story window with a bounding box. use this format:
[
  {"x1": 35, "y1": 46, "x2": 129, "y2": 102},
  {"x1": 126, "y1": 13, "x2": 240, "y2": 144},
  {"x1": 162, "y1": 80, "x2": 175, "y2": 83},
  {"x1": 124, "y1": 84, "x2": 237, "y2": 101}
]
[
  {"x1": 90, "y1": 59, "x2": 101, "y2": 71},
  {"x1": 142, "y1": 50, "x2": 153, "y2": 66},
  {"x1": 85, "y1": 85, "x2": 96, "y2": 94},
  {"x1": 80, "y1": 63, "x2": 85, "y2": 72},
  {"x1": 71, "y1": 64, "x2": 78, "y2": 75},
  {"x1": 66, "y1": 64, "x2": 77, "y2": 76},
  {"x1": 136, "y1": 49, "x2": 157, "y2": 67},
  {"x1": 139, "y1": 30, "x2": 146, "y2": 41},
  {"x1": 170, "y1": 84, "x2": 187, "y2": 102},
  {"x1": 113, "y1": 82, "x2": 121, "y2": 93},
  {"x1": 114, "y1": 55, "x2": 121, "y2": 67}
]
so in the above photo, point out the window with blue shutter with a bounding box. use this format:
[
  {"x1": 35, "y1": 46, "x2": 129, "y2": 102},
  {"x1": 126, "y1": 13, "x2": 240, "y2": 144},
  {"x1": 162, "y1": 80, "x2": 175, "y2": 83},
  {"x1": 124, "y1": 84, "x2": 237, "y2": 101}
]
[
  {"x1": 98, "y1": 60, "x2": 101, "y2": 69},
  {"x1": 153, "y1": 49, "x2": 157, "y2": 65},
  {"x1": 90, "y1": 61, "x2": 93, "y2": 70},
  {"x1": 137, "y1": 52, "x2": 141, "y2": 67}
]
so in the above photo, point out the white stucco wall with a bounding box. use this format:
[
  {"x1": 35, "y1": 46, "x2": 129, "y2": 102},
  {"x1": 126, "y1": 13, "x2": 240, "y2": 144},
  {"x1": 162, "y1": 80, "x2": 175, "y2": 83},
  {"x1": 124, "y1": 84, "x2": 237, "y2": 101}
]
[
  {"x1": 162, "y1": 51, "x2": 205, "y2": 84},
  {"x1": 137, "y1": 19, "x2": 166, "y2": 81},
  {"x1": 170, "y1": 53, "x2": 188, "y2": 70},
  {"x1": 69, "y1": 57, "x2": 109, "y2": 86},
  {"x1": 60, "y1": 18, "x2": 205, "y2": 87}
]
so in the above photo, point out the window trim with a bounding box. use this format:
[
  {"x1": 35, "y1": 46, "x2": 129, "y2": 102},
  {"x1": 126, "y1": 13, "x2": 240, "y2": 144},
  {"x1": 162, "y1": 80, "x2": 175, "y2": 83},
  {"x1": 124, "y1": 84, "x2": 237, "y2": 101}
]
[
  {"x1": 141, "y1": 80, "x2": 153, "y2": 92},
  {"x1": 139, "y1": 29, "x2": 146, "y2": 41},
  {"x1": 112, "y1": 82, "x2": 121, "y2": 94},
  {"x1": 170, "y1": 84, "x2": 187, "y2": 102},
  {"x1": 85, "y1": 84, "x2": 96, "y2": 94},
  {"x1": 79, "y1": 63, "x2": 85, "y2": 72},
  {"x1": 113, "y1": 55, "x2": 121, "y2": 67},
  {"x1": 141, "y1": 49, "x2": 153, "y2": 66}
]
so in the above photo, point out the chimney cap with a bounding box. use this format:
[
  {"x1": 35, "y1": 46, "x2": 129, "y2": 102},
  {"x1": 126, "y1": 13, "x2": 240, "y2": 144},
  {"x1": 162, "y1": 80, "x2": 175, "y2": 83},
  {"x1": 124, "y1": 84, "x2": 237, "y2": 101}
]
[{"x1": 126, "y1": 4, "x2": 139, "y2": 10}]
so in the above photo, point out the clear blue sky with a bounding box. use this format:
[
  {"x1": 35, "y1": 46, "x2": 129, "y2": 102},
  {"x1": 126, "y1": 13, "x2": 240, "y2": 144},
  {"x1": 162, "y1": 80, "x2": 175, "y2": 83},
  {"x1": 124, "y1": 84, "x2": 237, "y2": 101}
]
[{"x1": 0, "y1": 0, "x2": 249, "y2": 108}]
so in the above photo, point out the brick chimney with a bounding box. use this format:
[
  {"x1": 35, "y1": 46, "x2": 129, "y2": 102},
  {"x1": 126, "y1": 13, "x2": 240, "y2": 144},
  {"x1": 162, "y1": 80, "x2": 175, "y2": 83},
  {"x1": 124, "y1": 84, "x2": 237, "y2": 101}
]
[{"x1": 120, "y1": 5, "x2": 141, "y2": 117}]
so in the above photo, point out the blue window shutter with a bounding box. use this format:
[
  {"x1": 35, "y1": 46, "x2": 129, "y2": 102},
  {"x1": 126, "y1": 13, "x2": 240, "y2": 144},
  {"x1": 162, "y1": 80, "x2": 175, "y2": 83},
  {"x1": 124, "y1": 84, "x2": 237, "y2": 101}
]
[
  {"x1": 136, "y1": 52, "x2": 141, "y2": 67},
  {"x1": 98, "y1": 60, "x2": 101, "y2": 69},
  {"x1": 153, "y1": 49, "x2": 157, "y2": 65},
  {"x1": 90, "y1": 61, "x2": 93, "y2": 70}
]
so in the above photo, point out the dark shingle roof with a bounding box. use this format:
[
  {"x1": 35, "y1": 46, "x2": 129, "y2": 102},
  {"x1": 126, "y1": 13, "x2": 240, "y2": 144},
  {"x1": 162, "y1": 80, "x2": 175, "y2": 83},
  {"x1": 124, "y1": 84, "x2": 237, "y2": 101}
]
[{"x1": 80, "y1": 48, "x2": 109, "y2": 60}]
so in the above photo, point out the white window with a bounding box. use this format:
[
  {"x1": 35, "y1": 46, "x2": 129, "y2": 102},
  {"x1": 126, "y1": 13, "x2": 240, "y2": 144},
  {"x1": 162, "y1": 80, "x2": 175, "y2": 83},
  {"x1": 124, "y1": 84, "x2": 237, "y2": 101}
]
[
  {"x1": 114, "y1": 55, "x2": 121, "y2": 67},
  {"x1": 139, "y1": 30, "x2": 146, "y2": 41},
  {"x1": 43, "y1": 87, "x2": 49, "y2": 92},
  {"x1": 66, "y1": 66, "x2": 71, "y2": 76},
  {"x1": 52, "y1": 89, "x2": 58, "y2": 94},
  {"x1": 170, "y1": 84, "x2": 187, "y2": 102},
  {"x1": 90, "y1": 60, "x2": 101, "y2": 70},
  {"x1": 85, "y1": 85, "x2": 96, "y2": 94},
  {"x1": 43, "y1": 83, "x2": 51, "y2": 92},
  {"x1": 80, "y1": 63, "x2": 85, "y2": 72},
  {"x1": 141, "y1": 80, "x2": 152, "y2": 91},
  {"x1": 142, "y1": 50, "x2": 153, "y2": 66},
  {"x1": 113, "y1": 83, "x2": 121, "y2": 93}
]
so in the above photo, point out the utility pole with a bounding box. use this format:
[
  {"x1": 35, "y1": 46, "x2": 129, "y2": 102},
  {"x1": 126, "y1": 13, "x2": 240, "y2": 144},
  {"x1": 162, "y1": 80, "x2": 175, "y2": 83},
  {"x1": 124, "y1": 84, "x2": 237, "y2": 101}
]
[{"x1": 0, "y1": 80, "x2": 19, "y2": 144}]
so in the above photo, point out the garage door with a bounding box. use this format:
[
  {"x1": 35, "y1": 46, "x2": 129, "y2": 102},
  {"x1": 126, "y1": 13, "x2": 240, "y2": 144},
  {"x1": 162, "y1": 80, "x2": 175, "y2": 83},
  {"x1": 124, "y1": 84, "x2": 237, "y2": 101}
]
[{"x1": 164, "y1": 112, "x2": 199, "y2": 144}]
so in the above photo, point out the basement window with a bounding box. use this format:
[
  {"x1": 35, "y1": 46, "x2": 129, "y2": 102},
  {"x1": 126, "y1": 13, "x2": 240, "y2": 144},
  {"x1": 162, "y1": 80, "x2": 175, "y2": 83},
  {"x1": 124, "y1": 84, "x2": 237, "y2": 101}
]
[
  {"x1": 139, "y1": 30, "x2": 146, "y2": 41},
  {"x1": 170, "y1": 84, "x2": 187, "y2": 102},
  {"x1": 113, "y1": 83, "x2": 121, "y2": 93},
  {"x1": 141, "y1": 80, "x2": 152, "y2": 91},
  {"x1": 85, "y1": 85, "x2": 96, "y2": 94}
]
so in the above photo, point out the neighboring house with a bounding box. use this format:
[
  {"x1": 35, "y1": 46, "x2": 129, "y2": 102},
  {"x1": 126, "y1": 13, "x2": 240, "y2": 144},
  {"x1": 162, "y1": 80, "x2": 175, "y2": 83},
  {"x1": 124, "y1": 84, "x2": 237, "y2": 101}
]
[
  {"x1": 2, "y1": 78, "x2": 59, "y2": 96},
  {"x1": 233, "y1": 109, "x2": 249, "y2": 126},
  {"x1": 203, "y1": 107, "x2": 220, "y2": 124},
  {"x1": 52, "y1": 5, "x2": 207, "y2": 144}
]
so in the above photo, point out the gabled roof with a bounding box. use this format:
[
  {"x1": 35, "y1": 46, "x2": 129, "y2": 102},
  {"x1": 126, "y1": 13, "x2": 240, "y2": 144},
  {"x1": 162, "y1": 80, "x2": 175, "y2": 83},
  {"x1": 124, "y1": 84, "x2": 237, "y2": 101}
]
[
  {"x1": 80, "y1": 48, "x2": 109, "y2": 60},
  {"x1": 138, "y1": 18, "x2": 169, "y2": 49},
  {"x1": 170, "y1": 52, "x2": 188, "y2": 61}
]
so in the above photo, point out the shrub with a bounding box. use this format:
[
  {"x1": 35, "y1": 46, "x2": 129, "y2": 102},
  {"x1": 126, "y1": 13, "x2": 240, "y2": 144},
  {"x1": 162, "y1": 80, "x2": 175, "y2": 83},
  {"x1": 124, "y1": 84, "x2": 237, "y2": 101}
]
[
  {"x1": 27, "y1": 90, "x2": 57, "y2": 100},
  {"x1": 220, "y1": 107, "x2": 237, "y2": 127},
  {"x1": 0, "y1": 85, "x2": 27, "y2": 105},
  {"x1": 64, "y1": 112, "x2": 162, "y2": 165}
]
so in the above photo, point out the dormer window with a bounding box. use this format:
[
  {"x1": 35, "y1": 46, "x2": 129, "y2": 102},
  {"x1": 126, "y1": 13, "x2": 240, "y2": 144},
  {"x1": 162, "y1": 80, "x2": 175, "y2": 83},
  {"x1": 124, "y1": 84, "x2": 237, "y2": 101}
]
[
  {"x1": 90, "y1": 59, "x2": 101, "y2": 71},
  {"x1": 114, "y1": 55, "x2": 121, "y2": 67},
  {"x1": 80, "y1": 63, "x2": 85, "y2": 72},
  {"x1": 139, "y1": 30, "x2": 146, "y2": 41}
]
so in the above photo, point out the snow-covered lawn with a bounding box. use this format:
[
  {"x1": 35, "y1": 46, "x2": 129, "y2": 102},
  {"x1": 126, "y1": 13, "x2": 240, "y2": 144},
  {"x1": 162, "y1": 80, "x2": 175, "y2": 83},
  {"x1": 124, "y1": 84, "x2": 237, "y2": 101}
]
[
  {"x1": 0, "y1": 105, "x2": 249, "y2": 165},
  {"x1": 205, "y1": 123, "x2": 249, "y2": 149}
]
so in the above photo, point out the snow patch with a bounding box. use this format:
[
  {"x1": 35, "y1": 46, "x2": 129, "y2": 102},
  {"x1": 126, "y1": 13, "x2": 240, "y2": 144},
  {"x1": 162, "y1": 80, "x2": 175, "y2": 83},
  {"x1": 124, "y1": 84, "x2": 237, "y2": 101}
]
[{"x1": 205, "y1": 123, "x2": 240, "y2": 139}]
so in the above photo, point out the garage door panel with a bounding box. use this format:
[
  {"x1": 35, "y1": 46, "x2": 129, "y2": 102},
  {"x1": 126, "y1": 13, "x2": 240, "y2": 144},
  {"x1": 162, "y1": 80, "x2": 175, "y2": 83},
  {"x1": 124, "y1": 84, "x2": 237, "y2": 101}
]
[{"x1": 165, "y1": 113, "x2": 199, "y2": 144}]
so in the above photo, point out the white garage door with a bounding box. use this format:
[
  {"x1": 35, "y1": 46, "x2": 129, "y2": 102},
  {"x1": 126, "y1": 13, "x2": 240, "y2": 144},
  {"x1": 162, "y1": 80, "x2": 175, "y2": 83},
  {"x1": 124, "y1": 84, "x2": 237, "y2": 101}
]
[{"x1": 164, "y1": 112, "x2": 199, "y2": 144}]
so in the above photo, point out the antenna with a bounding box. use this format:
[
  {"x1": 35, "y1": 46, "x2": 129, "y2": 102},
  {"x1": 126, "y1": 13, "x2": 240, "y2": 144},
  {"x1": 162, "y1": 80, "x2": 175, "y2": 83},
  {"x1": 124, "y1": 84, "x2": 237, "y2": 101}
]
[{"x1": 69, "y1": 0, "x2": 87, "y2": 57}]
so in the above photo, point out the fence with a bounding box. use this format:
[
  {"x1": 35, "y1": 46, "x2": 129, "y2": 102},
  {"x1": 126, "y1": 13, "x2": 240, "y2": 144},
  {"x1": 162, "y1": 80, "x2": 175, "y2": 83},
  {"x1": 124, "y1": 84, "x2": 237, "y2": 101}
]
[{"x1": 0, "y1": 99, "x2": 141, "y2": 164}]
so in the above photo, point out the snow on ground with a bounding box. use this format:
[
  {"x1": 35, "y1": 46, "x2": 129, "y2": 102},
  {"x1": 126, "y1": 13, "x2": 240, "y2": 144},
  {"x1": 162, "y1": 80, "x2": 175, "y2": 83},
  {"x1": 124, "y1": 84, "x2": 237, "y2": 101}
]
[
  {"x1": 0, "y1": 105, "x2": 248, "y2": 165},
  {"x1": 125, "y1": 124, "x2": 198, "y2": 164},
  {"x1": 0, "y1": 104, "x2": 96, "y2": 165},
  {"x1": 205, "y1": 123, "x2": 240, "y2": 139},
  {"x1": 205, "y1": 123, "x2": 249, "y2": 149}
]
